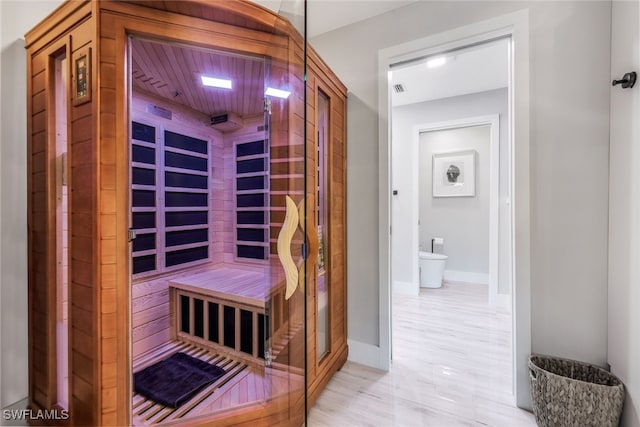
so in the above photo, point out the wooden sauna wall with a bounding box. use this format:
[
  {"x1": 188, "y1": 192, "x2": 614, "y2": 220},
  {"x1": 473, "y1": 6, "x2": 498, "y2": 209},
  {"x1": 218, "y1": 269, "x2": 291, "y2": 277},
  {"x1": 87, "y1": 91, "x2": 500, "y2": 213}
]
[
  {"x1": 305, "y1": 48, "x2": 348, "y2": 409},
  {"x1": 269, "y1": 55, "x2": 305, "y2": 260},
  {"x1": 222, "y1": 115, "x2": 267, "y2": 265},
  {"x1": 26, "y1": 2, "x2": 99, "y2": 424},
  {"x1": 129, "y1": 89, "x2": 227, "y2": 358}
]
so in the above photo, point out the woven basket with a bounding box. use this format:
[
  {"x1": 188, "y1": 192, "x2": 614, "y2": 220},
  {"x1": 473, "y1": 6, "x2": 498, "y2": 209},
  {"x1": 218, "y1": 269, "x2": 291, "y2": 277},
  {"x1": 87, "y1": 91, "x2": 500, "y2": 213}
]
[{"x1": 528, "y1": 355, "x2": 625, "y2": 427}]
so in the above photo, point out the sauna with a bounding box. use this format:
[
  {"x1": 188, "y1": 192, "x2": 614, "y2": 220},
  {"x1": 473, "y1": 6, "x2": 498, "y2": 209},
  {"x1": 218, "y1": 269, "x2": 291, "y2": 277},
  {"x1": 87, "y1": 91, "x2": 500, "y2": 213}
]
[{"x1": 25, "y1": 1, "x2": 347, "y2": 425}]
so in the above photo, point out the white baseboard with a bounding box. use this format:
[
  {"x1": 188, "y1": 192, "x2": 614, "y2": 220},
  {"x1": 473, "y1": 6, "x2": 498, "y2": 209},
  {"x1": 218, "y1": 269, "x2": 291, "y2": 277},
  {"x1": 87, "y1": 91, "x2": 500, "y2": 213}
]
[
  {"x1": 393, "y1": 280, "x2": 418, "y2": 295},
  {"x1": 492, "y1": 292, "x2": 511, "y2": 310},
  {"x1": 2, "y1": 397, "x2": 28, "y2": 411},
  {"x1": 347, "y1": 339, "x2": 386, "y2": 370},
  {"x1": 444, "y1": 270, "x2": 489, "y2": 285}
]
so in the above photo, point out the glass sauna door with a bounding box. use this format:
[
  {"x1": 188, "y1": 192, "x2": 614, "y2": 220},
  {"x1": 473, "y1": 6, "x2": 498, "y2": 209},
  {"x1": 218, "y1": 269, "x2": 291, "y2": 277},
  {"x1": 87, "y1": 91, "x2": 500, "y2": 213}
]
[
  {"x1": 128, "y1": 19, "x2": 306, "y2": 424},
  {"x1": 266, "y1": 1, "x2": 308, "y2": 424}
]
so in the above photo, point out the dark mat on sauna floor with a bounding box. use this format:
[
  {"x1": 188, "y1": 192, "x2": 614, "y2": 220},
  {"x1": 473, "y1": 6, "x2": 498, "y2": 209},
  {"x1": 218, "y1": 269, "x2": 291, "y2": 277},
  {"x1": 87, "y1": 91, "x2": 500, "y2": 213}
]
[{"x1": 134, "y1": 352, "x2": 225, "y2": 408}]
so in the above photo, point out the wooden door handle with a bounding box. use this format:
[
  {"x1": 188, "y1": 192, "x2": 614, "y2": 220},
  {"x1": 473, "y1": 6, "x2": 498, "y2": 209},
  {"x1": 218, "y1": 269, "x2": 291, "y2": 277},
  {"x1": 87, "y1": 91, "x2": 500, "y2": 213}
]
[{"x1": 277, "y1": 196, "x2": 299, "y2": 300}]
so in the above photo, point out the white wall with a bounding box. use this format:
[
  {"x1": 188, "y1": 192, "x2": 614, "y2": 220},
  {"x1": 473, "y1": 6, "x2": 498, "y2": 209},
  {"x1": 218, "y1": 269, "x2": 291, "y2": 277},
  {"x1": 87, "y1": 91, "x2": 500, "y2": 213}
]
[
  {"x1": 392, "y1": 88, "x2": 510, "y2": 292},
  {"x1": 418, "y1": 125, "x2": 490, "y2": 278},
  {"x1": 0, "y1": 0, "x2": 65, "y2": 408},
  {"x1": 311, "y1": 0, "x2": 611, "y2": 375},
  {"x1": 608, "y1": 1, "x2": 640, "y2": 426}
]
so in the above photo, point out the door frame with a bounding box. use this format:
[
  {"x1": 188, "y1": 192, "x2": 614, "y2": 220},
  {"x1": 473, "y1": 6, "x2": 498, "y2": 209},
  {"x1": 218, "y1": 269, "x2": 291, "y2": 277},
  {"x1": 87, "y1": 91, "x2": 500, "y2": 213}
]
[
  {"x1": 409, "y1": 115, "x2": 504, "y2": 308},
  {"x1": 377, "y1": 9, "x2": 531, "y2": 408}
]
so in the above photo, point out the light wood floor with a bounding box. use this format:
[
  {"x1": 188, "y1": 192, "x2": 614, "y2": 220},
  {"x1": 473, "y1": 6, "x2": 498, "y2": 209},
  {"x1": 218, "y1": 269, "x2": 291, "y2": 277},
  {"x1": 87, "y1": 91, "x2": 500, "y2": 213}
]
[{"x1": 308, "y1": 281, "x2": 536, "y2": 426}]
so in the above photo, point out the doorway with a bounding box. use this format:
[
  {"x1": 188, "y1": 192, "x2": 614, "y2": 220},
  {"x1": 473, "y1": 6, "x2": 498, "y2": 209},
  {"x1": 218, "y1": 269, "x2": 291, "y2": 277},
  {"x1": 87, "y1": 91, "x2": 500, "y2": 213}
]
[
  {"x1": 390, "y1": 36, "x2": 515, "y2": 406},
  {"x1": 378, "y1": 9, "x2": 532, "y2": 408}
]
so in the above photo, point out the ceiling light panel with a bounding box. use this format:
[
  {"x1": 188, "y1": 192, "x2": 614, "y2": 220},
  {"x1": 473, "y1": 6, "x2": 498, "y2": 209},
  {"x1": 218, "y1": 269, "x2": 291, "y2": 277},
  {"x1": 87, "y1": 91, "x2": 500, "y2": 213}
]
[
  {"x1": 201, "y1": 75, "x2": 233, "y2": 89},
  {"x1": 426, "y1": 57, "x2": 447, "y2": 68},
  {"x1": 265, "y1": 87, "x2": 291, "y2": 99}
]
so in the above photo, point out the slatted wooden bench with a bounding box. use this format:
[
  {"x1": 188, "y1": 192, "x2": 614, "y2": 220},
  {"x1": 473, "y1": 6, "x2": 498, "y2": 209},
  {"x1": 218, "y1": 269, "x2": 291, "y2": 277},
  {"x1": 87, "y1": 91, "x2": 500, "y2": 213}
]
[{"x1": 168, "y1": 266, "x2": 286, "y2": 367}]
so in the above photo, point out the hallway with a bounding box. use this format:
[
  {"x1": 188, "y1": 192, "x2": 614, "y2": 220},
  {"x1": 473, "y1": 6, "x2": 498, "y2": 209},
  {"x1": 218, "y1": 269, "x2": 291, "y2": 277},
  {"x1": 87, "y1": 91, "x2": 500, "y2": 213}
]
[{"x1": 308, "y1": 282, "x2": 535, "y2": 426}]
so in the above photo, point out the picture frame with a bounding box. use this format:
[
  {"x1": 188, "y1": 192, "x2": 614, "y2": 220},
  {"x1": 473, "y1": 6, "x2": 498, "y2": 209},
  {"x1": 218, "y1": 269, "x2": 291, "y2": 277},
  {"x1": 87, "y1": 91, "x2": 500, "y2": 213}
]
[
  {"x1": 72, "y1": 46, "x2": 91, "y2": 106},
  {"x1": 432, "y1": 149, "x2": 476, "y2": 197}
]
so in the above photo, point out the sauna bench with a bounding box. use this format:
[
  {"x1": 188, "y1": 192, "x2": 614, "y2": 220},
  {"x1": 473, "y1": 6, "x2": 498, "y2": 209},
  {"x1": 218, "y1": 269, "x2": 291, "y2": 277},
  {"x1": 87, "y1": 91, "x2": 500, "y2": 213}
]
[
  {"x1": 169, "y1": 266, "x2": 271, "y2": 309},
  {"x1": 169, "y1": 264, "x2": 288, "y2": 367}
]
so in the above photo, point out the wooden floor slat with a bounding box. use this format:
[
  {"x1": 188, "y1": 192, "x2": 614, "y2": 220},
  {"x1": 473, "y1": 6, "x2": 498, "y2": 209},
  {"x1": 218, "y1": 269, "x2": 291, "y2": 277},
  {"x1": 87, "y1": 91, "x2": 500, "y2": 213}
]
[
  {"x1": 132, "y1": 341, "x2": 303, "y2": 425},
  {"x1": 132, "y1": 342, "x2": 249, "y2": 425},
  {"x1": 184, "y1": 366, "x2": 252, "y2": 416},
  {"x1": 164, "y1": 361, "x2": 246, "y2": 422},
  {"x1": 134, "y1": 341, "x2": 190, "y2": 371}
]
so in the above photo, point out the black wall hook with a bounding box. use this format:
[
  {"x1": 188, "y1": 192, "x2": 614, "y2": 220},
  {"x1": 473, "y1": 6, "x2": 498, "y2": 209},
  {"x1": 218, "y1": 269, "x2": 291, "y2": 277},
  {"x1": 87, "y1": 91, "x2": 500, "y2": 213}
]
[{"x1": 612, "y1": 71, "x2": 636, "y2": 89}]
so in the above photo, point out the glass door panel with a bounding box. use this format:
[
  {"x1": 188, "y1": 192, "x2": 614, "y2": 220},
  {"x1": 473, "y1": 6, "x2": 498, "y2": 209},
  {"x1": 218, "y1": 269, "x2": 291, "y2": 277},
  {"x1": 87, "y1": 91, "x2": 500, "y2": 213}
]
[
  {"x1": 126, "y1": 0, "x2": 308, "y2": 424},
  {"x1": 316, "y1": 91, "x2": 330, "y2": 360},
  {"x1": 125, "y1": 1, "x2": 307, "y2": 424},
  {"x1": 267, "y1": 1, "x2": 308, "y2": 424},
  {"x1": 54, "y1": 51, "x2": 70, "y2": 411},
  {"x1": 128, "y1": 35, "x2": 301, "y2": 424}
]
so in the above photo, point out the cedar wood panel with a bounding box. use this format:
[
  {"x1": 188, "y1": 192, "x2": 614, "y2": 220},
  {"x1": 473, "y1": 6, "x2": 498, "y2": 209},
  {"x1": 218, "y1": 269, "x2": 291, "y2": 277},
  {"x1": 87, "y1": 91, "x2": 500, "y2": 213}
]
[{"x1": 305, "y1": 50, "x2": 348, "y2": 410}]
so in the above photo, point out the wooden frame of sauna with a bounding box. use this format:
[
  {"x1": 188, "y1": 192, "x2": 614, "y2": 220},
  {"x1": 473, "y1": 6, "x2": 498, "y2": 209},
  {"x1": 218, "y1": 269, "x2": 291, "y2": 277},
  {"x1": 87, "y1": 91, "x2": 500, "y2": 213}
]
[{"x1": 25, "y1": 1, "x2": 348, "y2": 426}]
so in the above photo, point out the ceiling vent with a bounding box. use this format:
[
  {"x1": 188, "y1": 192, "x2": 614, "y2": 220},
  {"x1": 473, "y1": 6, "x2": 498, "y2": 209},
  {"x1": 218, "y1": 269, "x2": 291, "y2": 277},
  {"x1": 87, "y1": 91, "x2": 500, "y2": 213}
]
[
  {"x1": 210, "y1": 112, "x2": 243, "y2": 132},
  {"x1": 393, "y1": 83, "x2": 406, "y2": 93},
  {"x1": 146, "y1": 104, "x2": 172, "y2": 120}
]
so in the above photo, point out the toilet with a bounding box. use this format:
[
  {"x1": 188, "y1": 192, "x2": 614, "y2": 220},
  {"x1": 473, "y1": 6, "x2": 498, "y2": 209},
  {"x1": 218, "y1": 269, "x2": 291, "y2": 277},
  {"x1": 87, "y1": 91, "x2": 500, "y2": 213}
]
[{"x1": 419, "y1": 251, "x2": 448, "y2": 288}]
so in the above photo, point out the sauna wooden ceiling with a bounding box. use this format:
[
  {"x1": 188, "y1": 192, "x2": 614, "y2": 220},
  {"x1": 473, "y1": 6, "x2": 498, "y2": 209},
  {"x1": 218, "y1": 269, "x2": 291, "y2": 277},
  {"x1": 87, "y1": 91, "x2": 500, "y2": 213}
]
[{"x1": 131, "y1": 38, "x2": 266, "y2": 117}]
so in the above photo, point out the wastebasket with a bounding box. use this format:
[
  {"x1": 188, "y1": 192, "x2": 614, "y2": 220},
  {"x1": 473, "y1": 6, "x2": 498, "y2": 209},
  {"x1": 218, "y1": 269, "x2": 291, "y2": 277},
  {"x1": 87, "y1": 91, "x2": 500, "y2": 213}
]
[{"x1": 528, "y1": 355, "x2": 625, "y2": 427}]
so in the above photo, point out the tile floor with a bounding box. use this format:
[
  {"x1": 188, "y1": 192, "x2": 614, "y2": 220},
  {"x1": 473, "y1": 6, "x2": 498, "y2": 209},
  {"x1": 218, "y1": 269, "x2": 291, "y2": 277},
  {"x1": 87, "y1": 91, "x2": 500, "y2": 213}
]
[{"x1": 307, "y1": 281, "x2": 536, "y2": 426}]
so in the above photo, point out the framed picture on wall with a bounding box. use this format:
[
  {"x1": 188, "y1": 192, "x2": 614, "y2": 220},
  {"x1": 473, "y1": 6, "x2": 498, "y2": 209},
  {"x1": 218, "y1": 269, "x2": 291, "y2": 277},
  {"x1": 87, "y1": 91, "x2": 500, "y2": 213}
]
[{"x1": 432, "y1": 150, "x2": 476, "y2": 197}]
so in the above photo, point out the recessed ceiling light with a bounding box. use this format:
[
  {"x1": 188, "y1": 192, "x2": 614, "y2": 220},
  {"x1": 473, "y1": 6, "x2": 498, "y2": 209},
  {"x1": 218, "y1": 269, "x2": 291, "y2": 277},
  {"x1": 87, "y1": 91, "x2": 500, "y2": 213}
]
[
  {"x1": 426, "y1": 57, "x2": 447, "y2": 69},
  {"x1": 265, "y1": 87, "x2": 291, "y2": 99},
  {"x1": 201, "y1": 75, "x2": 232, "y2": 89}
]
